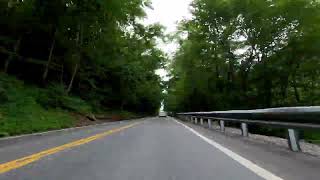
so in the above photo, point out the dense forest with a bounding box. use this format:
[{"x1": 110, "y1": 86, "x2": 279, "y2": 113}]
[
  {"x1": 165, "y1": 0, "x2": 320, "y2": 113},
  {"x1": 1, "y1": 0, "x2": 320, "y2": 139},
  {"x1": 0, "y1": 0, "x2": 165, "y2": 136}
]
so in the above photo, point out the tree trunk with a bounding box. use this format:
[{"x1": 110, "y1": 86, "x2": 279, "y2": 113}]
[
  {"x1": 120, "y1": 100, "x2": 125, "y2": 111},
  {"x1": 60, "y1": 64, "x2": 64, "y2": 85},
  {"x1": 241, "y1": 48, "x2": 255, "y2": 96},
  {"x1": 264, "y1": 79, "x2": 272, "y2": 107},
  {"x1": 67, "y1": 24, "x2": 82, "y2": 93},
  {"x1": 292, "y1": 63, "x2": 301, "y2": 104},
  {"x1": 310, "y1": 74, "x2": 315, "y2": 105},
  {"x1": 280, "y1": 74, "x2": 289, "y2": 104},
  {"x1": 67, "y1": 63, "x2": 78, "y2": 93},
  {"x1": 4, "y1": 37, "x2": 21, "y2": 73},
  {"x1": 215, "y1": 64, "x2": 219, "y2": 80},
  {"x1": 261, "y1": 56, "x2": 272, "y2": 107},
  {"x1": 293, "y1": 78, "x2": 300, "y2": 103},
  {"x1": 227, "y1": 55, "x2": 235, "y2": 83},
  {"x1": 241, "y1": 71, "x2": 249, "y2": 94},
  {"x1": 42, "y1": 30, "x2": 57, "y2": 82},
  {"x1": 42, "y1": 40, "x2": 55, "y2": 81}
]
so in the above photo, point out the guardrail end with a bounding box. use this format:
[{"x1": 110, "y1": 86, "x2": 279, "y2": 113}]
[
  {"x1": 287, "y1": 129, "x2": 301, "y2": 152},
  {"x1": 220, "y1": 120, "x2": 225, "y2": 132},
  {"x1": 241, "y1": 123, "x2": 249, "y2": 137},
  {"x1": 208, "y1": 119, "x2": 212, "y2": 129}
]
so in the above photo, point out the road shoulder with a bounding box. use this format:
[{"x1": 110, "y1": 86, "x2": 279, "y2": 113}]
[{"x1": 174, "y1": 118, "x2": 320, "y2": 180}]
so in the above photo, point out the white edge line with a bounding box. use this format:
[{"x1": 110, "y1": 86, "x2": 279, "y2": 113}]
[{"x1": 173, "y1": 119, "x2": 284, "y2": 180}]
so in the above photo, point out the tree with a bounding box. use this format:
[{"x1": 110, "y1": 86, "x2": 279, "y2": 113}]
[
  {"x1": 0, "y1": 0, "x2": 165, "y2": 114},
  {"x1": 165, "y1": 0, "x2": 320, "y2": 112}
]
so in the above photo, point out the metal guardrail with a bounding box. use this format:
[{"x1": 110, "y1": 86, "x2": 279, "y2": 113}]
[{"x1": 177, "y1": 106, "x2": 320, "y2": 152}]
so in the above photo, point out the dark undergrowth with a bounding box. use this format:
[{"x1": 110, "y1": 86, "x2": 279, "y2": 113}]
[{"x1": 0, "y1": 74, "x2": 140, "y2": 137}]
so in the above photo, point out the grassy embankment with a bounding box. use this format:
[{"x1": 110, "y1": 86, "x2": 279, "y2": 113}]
[{"x1": 0, "y1": 73, "x2": 140, "y2": 137}]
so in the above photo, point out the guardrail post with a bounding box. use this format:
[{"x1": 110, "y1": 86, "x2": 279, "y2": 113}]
[
  {"x1": 287, "y1": 129, "x2": 301, "y2": 152},
  {"x1": 219, "y1": 120, "x2": 225, "y2": 132},
  {"x1": 195, "y1": 117, "x2": 198, "y2": 124},
  {"x1": 200, "y1": 118, "x2": 204, "y2": 125},
  {"x1": 208, "y1": 119, "x2": 212, "y2": 129},
  {"x1": 241, "y1": 123, "x2": 248, "y2": 137}
]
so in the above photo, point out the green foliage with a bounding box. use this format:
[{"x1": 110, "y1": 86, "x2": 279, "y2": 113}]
[
  {"x1": 0, "y1": 86, "x2": 8, "y2": 103},
  {"x1": 0, "y1": 0, "x2": 164, "y2": 137},
  {"x1": 166, "y1": 0, "x2": 320, "y2": 112},
  {"x1": 0, "y1": 0, "x2": 165, "y2": 116},
  {"x1": 0, "y1": 103, "x2": 74, "y2": 136},
  {"x1": 303, "y1": 130, "x2": 320, "y2": 143},
  {"x1": 37, "y1": 84, "x2": 68, "y2": 109},
  {"x1": 165, "y1": 0, "x2": 320, "y2": 140},
  {"x1": 0, "y1": 132, "x2": 9, "y2": 138},
  {"x1": 0, "y1": 74, "x2": 75, "y2": 136},
  {"x1": 38, "y1": 84, "x2": 91, "y2": 114}
]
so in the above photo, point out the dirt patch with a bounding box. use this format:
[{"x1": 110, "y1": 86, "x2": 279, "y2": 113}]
[
  {"x1": 71, "y1": 113, "x2": 142, "y2": 127},
  {"x1": 72, "y1": 113, "x2": 100, "y2": 127}
]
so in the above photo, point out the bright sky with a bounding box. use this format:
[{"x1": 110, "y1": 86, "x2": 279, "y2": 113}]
[
  {"x1": 145, "y1": 0, "x2": 193, "y2": 81},
  {"x1": 144, "y1": 0, "x2": 193, "y2": 33}
]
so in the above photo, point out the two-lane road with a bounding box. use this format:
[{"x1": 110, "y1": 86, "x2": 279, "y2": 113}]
[{"x1": 0, "y1": 117, "x2": 284, "y2": 180}]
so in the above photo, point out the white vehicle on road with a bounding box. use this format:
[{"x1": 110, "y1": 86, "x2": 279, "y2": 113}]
[{"x1": 158, "y1": 111, "x2": 167, "y2": 117}]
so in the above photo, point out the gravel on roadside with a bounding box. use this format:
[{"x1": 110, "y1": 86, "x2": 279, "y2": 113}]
[{"x1": 194, "y1": 121, "x2": 320, "y2": 157}]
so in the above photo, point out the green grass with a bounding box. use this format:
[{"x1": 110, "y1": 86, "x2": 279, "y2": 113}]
[
  {"x1": 0, "y1": 73, "x2": 142, "y2": 137},
  {"x1": 227, "y1": 120, "x2": 320, "y2": 144},
  {"x1": 0, "y1": 73, "x2": 80, "y2": 136},
  {"x1": 303, "y1": 130, "x2": 320, "y2": 144},
  {"x1": 0, "y1": 105, "x2": 75, "y2": 136}
]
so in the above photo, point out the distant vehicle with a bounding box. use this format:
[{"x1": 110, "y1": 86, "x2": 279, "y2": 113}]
[{"x1": 158, "y1": 111, "x2": 167, "y2": 117}]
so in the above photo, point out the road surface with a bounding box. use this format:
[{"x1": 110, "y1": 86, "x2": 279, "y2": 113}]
[{"x1": 0, "y1": 117, "x2": 318, "y2": 180}]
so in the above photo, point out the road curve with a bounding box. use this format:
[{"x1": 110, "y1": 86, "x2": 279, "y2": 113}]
[{"x1": 0, "y1": 117, "x2": 278, "y2": 180}]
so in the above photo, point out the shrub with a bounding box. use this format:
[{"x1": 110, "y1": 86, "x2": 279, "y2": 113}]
[
  {"x1": 37, "y1": 83, "x2": 67, "y2": 109},
  {"x1": 37, "y1": 83, "x2": 92, "y2": 114},
  {"x1": 0, "y1": 76, "x2": 76, "y2": 136},
  {"x1": 0, "y1": 86, "x2": 8, "y2": 103}
]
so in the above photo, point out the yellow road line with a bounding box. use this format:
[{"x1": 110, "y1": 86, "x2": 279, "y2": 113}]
[{"x1": 0, "y1": 122, "x2": 141, "y2": 174}]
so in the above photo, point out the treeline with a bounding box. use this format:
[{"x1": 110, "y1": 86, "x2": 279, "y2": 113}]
[
  {"x1": 165, "y1": 0, "x2": 320, "y2": 113},
  {"x1": 0, "y1": 0, "x2": 165, "y2": 114}
]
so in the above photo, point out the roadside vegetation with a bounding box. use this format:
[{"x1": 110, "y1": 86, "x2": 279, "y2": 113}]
[
  {"x1": 165, "y1": 0, "x2": 320, "y2": 142},
  {"x1": 0, "y1": 73, "x2": 75, "y2": 136},
  {"x1": 0, "y1": 0, "x2": 165, "y2": 137},
  {"x1": 0, "y1": 73, "x2": 144, "y2": 137}
]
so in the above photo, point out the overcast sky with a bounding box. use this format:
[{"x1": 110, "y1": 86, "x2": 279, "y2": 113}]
[
  {"x1": 144, "y1": 0, "x2": 193, "y2": 32},
  {"x1": 144, "y1": 0, "x2": 193, "y2": 80}
]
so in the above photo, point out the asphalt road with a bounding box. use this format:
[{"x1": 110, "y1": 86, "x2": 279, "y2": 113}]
[{"x1": 0, "y1": 117, "x2": 307, "y2": 180}]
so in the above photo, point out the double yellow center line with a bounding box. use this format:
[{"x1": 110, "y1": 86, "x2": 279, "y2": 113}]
[{"x1": 0, "y1": 122, "x2": 141, "y2": 174}]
